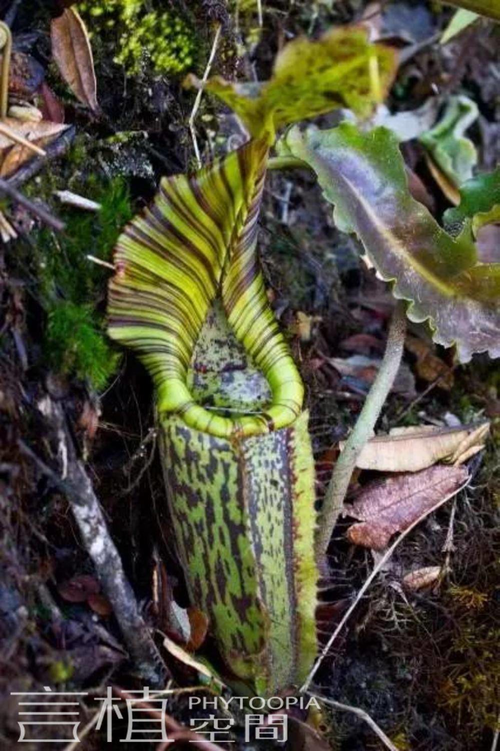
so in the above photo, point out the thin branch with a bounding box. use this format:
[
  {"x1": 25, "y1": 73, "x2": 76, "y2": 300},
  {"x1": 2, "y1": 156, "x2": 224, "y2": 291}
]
[
  {"x1": 0, "y1": 21, "x2": 12, "y2": 118},
  {"x1": 86, "y1": 254, "x2": 115, "y2": 270},
  {"x1": 310, "y1": 694, "x2": 400, "y2": 751},
  {"x1": 315, "y1": 301, "x2": 407, "y2": 560},
  {"x1": 55, "y1": 190, "x2": 102, "y2": 212},
  {"x1": 0, "y1": 208, "x2": 17, "y2": 241},
  {"x1": 189, "y1": 24, "x2": 222, "y2": 168},
  {"x1": 257, "y1": 0, "x2": 263, "y2": 26},
  {"x1": 114, "y1": 688, "x2": 226, "y2": 751},
  {"x1": 18, "y1": 398, "x2": 168, "y2": 687},
  {"x1": 0, "y1": 120, "x2": 46, "y2": 156},
  {"x1": 6, "y1": 125, "x2": 75, "y2": 188},
  {"x1": 0, "y1": 178, "x2": 65, "y2": 232},
  {"x1": 301, "y1": 475, "x2": 470, "y2": 693},
  {"x1": 63, "y1": 710, "x2": 101, "y2": 751},
  {"x1": 491, "y1": 720, "x2": 499, "y2": 751}
]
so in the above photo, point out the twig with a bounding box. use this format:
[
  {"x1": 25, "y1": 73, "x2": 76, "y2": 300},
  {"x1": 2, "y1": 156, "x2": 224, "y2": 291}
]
[
  {"x1": 0, "y1": 178, "x2": 65, "y2": 231},
  {"x1": 55, "y1": 190, "x2": 102, "y2": 212},
  {"x1": 63, "y1": 710, "x2": 101, "y2": 751},
  {"x1": 18, "y1": 398, "x2": 168, "y2": 687},
  {"x1": 0, "y1": 208, "x2": 17, "y2": 241},
  {"x1": 0, "y1": 121, "x2": 46, "y2": 156},
  {"x1": 257, "y1": 0, "x2": 263, "y2": 26},
  {"x1": 86, "y1": 254, "x2": 115, "y2": 270},
  {"x1": 310, "y1": 694, "x2": 399, "y2": 751},
  {"x1": 394, "y1": 363, "x2": 459, "y2": 424},
  {"x1": 442, "y1": 496, "x2": 457, "y2": 573},
  {"x1": 6, "y1": 125, "x2": 75, "y2": 188},
  {"x1": 315, "y1": 302, "x2": 407, "y2": 559},
  {"x1": 0, "y1": 21, "x2": 12, "y2": 119},
  {"x1": 301, "y1": 475, "x2": 470, "y2": 693},
  {"x1": 491, "y1": 719, "x2": 499, "y2": 751},
  {"x1": 115, "y1": 688, "x2": 225, "y2": 751},
  {"x1": 189, "y1": 24, "x2": 222, "y2": 168}
]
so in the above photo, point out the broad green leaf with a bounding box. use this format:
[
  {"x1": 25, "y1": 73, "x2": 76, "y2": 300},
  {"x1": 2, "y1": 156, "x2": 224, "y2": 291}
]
[
  {"x1": 441, "y1": 9, "x2": 479, "y2": 43},
  {"x1": 419, "y1": 96, "x2": 478, "y2": 189},
  {"x1": 186, "y1": 27, "x2": 397, "y2": 141},
  {"x1": 282, "y1": 122, "x2": 500, "y2": 361},
  {"x1": 444, "y1": 0, "x2": 500, "y2": 21},
  {"x1": 444, "y1": 168, "x2": 500, "y2": 236},
  {"x1": 108, "y1": 138, "x2": 304, "y2": 438}
]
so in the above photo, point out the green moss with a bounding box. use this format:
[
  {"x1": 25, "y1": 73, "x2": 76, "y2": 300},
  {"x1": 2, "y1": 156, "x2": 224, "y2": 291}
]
[
  {"x1": 36, "y1": 177, "x2": 133, "y2": 390},
  {"x1": 46, "y1": 302, "x2": 119, "y2": 390},
  {"x1": 78, "y1": 0, "x2": 196, "y2": 77}
]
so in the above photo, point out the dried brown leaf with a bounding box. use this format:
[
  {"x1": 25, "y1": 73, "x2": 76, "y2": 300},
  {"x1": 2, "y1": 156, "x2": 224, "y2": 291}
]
[
  {"x1": 402, "y1": 566, "x2": 442, "y2": 591},
  {"x1": 58, "y1": 574, "x2": 100, "y2": 603},
  {"x1": 51, "y1": 8, "x2": 98, "y2": 112},
  {"x1": 0, "y1": 119, "x2": 69, "y2": 178},
  {"x1": 162, "y1": 634, "x2": 220, "y2": 683},
  {"x1": 38, "y1": 81, "x2": 66, "y2": 124},
  {"x1": 328, "y1": 355, "x2": 416, "y2": 397},
  {"x1": 87, "y1": 593, "x2": 113, "y2": 617},
  {"x1": 339, "y1": 333, "x2": 384, "y2": 355},
  {"x1": 405, "y1": 335, "x2": 454, "y2": 390},
  {"x1": 345, "y1": 464, "x2": 468, "y2": 550},
  {"x1": 185, "y1": 607, "x2": 209, "y2": 652},
  {"x1": 346, "y1": 422, "x2": 489, "y2": 473},
  {"x1": 424, "y1": 153, "x2": 462, "y2": 205}
]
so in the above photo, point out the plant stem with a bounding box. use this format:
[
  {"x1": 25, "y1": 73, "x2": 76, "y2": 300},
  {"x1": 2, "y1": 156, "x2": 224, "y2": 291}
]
[
  {"x1": 315, "y1": 301, "x2": 407, "y2": 560},
  {"x1": 267, "y1": 155, "x2": 311, "y2": 171}
]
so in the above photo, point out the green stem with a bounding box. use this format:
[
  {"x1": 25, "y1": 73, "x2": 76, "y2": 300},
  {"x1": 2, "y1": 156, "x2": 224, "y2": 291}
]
[
  {"x1": 267, "y1": 155, "x2": 312, "y2": 171},
  {"x1": 443, "y1": 0, "x2": 499, "y2": 21},
  {"x1": 315, "y1": 301, "x2": 407, "y2": 561}
]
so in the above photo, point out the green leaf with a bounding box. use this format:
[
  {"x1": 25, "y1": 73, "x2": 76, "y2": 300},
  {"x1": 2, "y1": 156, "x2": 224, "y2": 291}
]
[
  {"x1": 443, "y1": 0, "x2": 500, "y2": 21},
  {"x1": 441, "y1": 9, "x2": 479, "y2": 43},
  {"x1": 186, "y1": 26, "x2": 397, "y2": 141},
  {"x1": 419, "y1": 95, "x2": 478, "y2": 188},
  {"x1": 282, "y1": 122, "x2": 500, "y2": 361},
  {"x1": 444, "y1": 168, "x2": 500, "y2": 236}
]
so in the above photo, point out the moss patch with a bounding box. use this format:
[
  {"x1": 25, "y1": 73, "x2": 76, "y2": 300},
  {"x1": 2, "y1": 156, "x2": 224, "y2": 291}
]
[{"x1": 34, "y1": 177, "x2": 133, "y2": 390}]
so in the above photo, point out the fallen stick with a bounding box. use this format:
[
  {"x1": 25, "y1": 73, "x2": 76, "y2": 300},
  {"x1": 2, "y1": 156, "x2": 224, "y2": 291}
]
[
  {"x1": 6, "y1": 125, "x2": 75, "y2": 189},
  {"x1": 310, "y1": 694, "x2": 400, "y2": 751},
  {"x1": 188, "y1": 24, "x2": 222, "y2": 168},
  {"x1": 19, "y1": 397, "x2": 168, "y2": 687},
  {"x1": 0, "y1": 120, "x2": 46, "y2": 156},
  {"x1": 0, "y1": 178, "x2": 65, "y2": 232},
  {"x1": 55, "y1": 190, "x2": 102, "y2": 212}
]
